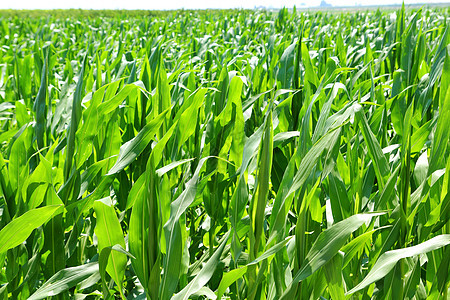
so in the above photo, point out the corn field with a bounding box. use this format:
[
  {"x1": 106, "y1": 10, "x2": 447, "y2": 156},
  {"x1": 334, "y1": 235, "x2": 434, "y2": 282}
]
[{"x1": 0, "y1": 6, "x2": 449, "y2": 300}]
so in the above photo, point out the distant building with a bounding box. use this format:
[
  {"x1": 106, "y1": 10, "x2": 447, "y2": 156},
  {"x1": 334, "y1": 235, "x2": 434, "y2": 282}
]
[{"x1": 319, "y1": 0, "x2": 332, "y2": 7}]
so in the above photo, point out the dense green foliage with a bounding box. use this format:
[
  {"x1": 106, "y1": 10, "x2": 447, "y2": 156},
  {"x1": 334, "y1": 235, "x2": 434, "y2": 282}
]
[
  {"x1": 0, "y1": 9, "x2": 207, "y2": 19},
  {"x1": 0, "y1": 6, "x2": 449, "y2": 299}
]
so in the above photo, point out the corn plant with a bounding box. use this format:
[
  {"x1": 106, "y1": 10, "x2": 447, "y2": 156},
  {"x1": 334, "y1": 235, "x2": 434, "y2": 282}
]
[{"x1": 0, "y1": 5, "x2": 449, "y2": 300}]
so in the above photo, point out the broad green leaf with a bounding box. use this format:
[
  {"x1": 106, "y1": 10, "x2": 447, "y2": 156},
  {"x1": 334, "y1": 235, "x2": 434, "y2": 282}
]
[
  {"x1": 93, "y1": 198, "x2": 127, "y2": 298},
  {"x1": 277, "y1": 41, "x2": 296, "y2": 89},
  {"x1": 33, "y1": 52, "x2": 48, "y2": 150},
  {"x1": 280, "y1": 213, "x2": 385, "y2": 299},
  {"x1": 28, "y1": 263, "x2": 99, "y2": 300},
  {"x1": 107, "y1": 108, "x2": 169, "y2": 175},
  {"x1": 324, "y1": 251, "x2": 345, "y2": 300},
  {"x1": 0, "y1": 204, "x2": 63, "y2": 254},
  {"x1": 356, "y1": 108, "x2": 390, "y2": 188},
  {"x1": 173, "y1": 231, "x2": 230, "y2": 300},
  {"x1": 64, "y1": 53, "x2": 87, "y2": 181},
  {"x1": 347, "y1": 234, "x2": 450, "y2": 295},
  {"x1": 216, "y1": 267, "x2": 247, "y2": 299},
  {"x1": 216, "y1": 236, "x2": 292, "y2": 299},
  {"x1": 341, "y1": 226, "x2": 390, "y2": 268},
  {"x1": 160, "y1": 157, "x2": 212, "y2": 300},
  {"x1": 99, "y1": 244, "x2": 135, "y2": 298}
]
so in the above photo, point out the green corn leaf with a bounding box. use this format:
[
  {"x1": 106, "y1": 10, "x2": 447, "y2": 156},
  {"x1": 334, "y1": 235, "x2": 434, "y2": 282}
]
[
  {"x1": 216, "y1": 267, "x2": 247, "y2": 299},
  {"x1": 347, "y1": 234, "x2": 450, "y2": 295},
  {"x1": 280, "y1": 213, "x2": 385, "y2": 299},
  {"x1": 0, "y1": 204, "x2": 63, "y2": 254},
  {"x1": 107, "y1": 108, "x2": 169, "y2": 175},
  {"x1": 341, "y1": 226, "x2": 391, "y2": 268},
  {"x1": 356, "y1": 108, "x2": 390, "y2": 188},
  {"x1": 216, "y1": 236, "x2": 293, "y2": 299},
  {"x1": 173, "y1": 231, "x2": 230, "y2": 300},
  {"x1": 99, "y1": 244, "x2": 135, "y2": 298},
  {"x1": 277, "y1": 41, "x2": 296, "y2": 89},
  {"x1": 323, "y1": 251, "x2": 345, "y2": 300},
  {"x1": 250, "y1": 110, "x2": 273, "y2": 259},
  {"x1": 64, "y1": 53, "x2": 88, "y2": 181},
  {"x1": 28, "y1": 263, "x2": 99, "y2": 300},
  {"x1": 93, "y1": 198, "x2": 127, "y2": 298},
  {"x1": 33, "y1": 52, "x2": 47, "y2": 150},
  {"x1": 160, "y1": 157, "x2": 212, "y2": 300}
]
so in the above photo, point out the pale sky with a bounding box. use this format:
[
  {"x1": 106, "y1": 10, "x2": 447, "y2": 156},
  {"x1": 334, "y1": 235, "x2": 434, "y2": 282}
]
[{"x1": 0, "y1": 0, "x2": 448, "y2": 10}]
